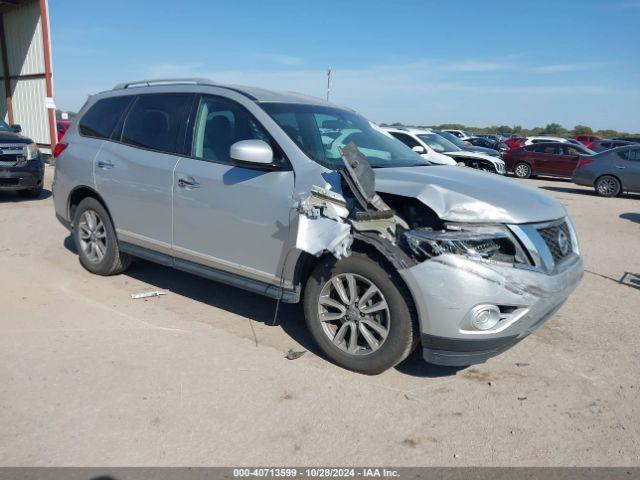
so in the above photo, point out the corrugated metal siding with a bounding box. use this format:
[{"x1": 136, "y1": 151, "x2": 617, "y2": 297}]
[
  {"x1": 4, "y1": 1, "x2": 44, "y2": 76},
  {"x1": 10, "y1": 78, "x2": 49, "y2": 144}
]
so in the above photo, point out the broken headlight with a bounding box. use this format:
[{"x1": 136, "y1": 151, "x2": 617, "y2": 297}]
[
  {"x1": 403, "y1": 224, "x2": 530, "y2": 266},
  {"x1": 26, "y1": 143, "x2": 39, "y2": 161}
]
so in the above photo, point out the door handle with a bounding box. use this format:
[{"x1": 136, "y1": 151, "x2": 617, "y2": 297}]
[
  {"x1": 97, "y1": 160, "x2": 114, "y2": 170},
  {"x1": 616, "y1": 165, "x2": 626, "y2": 170},
  {"x1": 178, "y1": 177, "x2": 201, "y2": 189}
]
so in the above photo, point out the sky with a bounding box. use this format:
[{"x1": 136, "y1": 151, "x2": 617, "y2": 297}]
[{"x1": 50, "y1": 0, "x2": 640, "y2": 132}]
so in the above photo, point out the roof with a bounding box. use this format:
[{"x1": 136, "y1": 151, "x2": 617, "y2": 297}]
[{"x1": 109, "y1": 78, "x2": 336, "y2": 107}]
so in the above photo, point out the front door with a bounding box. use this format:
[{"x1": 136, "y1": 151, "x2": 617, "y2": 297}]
[{"x1": 172, "y1": 94, "x2": 295, "y2": 286}]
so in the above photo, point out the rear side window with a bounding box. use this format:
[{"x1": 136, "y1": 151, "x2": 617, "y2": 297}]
[
  {"x1": 391, "y1": 132, "x2": 421, "y2": 149},
  {"x1": 619, "y1": 149, "x2": 640, "y2": 161},
  {"x1": 121, "y1": 93, "x2": 192, "y2": 154},
  {"x1": 79, "y1": 96, "x2": 132, "y2": 139}
]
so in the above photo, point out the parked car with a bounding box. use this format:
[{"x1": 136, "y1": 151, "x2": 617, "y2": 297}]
[
  {"x1": 53, "y1": 78, "x2": 583, "y2": 374},
  {"x1": 587, "y1": 139, "x2": 634, "y2": 153},
  {"x1": 388, "y1": 128, "x2": 505, "y2": 173},
  {"x1": 504, "y1": 142, "x2": 594, "y2": 179},
  {"x1": 466, "y1": 136, "x2": 508, "y2": 152},
  {"x1": 382, "y1": 127, "x2": 457, "y2": 166},
  {"x1": 504, "y1": 136, "x2": 525, "y2": 150},
  {"x1": 572, "y1": 134, "x2": 602, "y2": 146},
  {"x1": 524, "y1": 136, "x2": 570, "y2": 146},
  {"x1": 572, "y1": 145, "x2": 640, "y2": 197},
  {"x1": 434, "y1": 130, "x2": 503, "y2": 158},
  {"x1": 612, "y1": 137, "x2": 640, "y2": 144},
  {"x1": 0, "y1": 120, "x2": 44, "y2": 198},
  {"x1": 442, "y1": 129, "x2": 472, "y2": 140},
  {"x1": 57, "y1": 120, "x2": 72, "y2": 142}
]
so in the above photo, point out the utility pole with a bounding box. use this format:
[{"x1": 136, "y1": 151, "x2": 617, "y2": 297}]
[{"x1": 326, "y1": 67, "x2": 332, "y2": 102}]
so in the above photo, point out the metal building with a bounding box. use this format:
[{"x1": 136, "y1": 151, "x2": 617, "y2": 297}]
[{"x1": 0, "y1": 0, "x2": 55, "y2": 153}]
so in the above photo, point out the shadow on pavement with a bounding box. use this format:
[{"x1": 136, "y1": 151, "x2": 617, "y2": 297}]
[
  {"x1": 64, "y1": 235, "x2": 462, "y2": 378},
  {"x1": 0, "y1": 188, "x2": 52, "y2": 203},
  {"x1": 620, "y1": 213, "x2": 640, "y2": 224}
]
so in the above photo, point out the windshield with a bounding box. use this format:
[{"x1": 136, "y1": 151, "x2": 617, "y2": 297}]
[
  {"x1": 418, "y1": 133, "x2": 460, "y2": 153},
  {"x1": 261, "y1": 103, "x2": 429, "y2": 169},
  {"x1": 435, "y1": 131, "x2": 466, "y2": 149},
  {"x1": 0, "y1": 120, "x2": 10, "y2": 132}
]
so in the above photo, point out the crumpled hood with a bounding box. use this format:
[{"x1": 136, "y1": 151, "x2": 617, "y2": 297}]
[{"x1": 374, "y1": 165, "x2": 566, "y2": 224}]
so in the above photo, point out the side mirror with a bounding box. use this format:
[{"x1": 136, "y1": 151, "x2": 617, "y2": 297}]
[
  {"x1": 412, "y1": 145, "x2": 426, "y2": 154},
  {"x1": 230, "y1": 139, "x2": 275, "y2": 168},
  {"x1": 10, "y1": 124, "x2": 21, "y2": 133}
]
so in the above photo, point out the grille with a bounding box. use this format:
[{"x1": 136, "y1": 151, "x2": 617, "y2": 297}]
[
  {"x1": 538, "y1": 222, "x2": 572, "y2": 263},
  {"x1": 0, "y1": 178, "x2": 20, "y2": 186},
  {"x1": 0, "y1": 144, "x2": 25, "y2": 166}
]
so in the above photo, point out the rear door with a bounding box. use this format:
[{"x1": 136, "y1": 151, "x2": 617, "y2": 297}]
[
  {"x1": 172, "y1": 94, "x2": 295, "y2": 286},
  {"x1": 554, "y1": 145, "x2": 582, "y2": 177},
  {"x1": 94, "y1": 92, "x2": 193, "y2": 254}
]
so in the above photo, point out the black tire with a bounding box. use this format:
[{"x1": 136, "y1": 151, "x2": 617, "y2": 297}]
[
  {"x1": 513, "y1": 162, "x2": 532, "y2": 179},
  {"x1": 73, "y1": 197, "x2": 132, "y2": 275},
  {"x1": 595, "y1": 175, "x2": 621, "y2": 197},
  {"x1": 18, "y1": 184, "x2": 43, "y2": 199},
  {"x1": 303, "y1": 251, "x2": 417, "y2": 375}
]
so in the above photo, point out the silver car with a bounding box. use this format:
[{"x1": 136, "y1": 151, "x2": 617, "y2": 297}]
[{"x1": 53, "y1": 79, "x2": 583, "y2": 374}]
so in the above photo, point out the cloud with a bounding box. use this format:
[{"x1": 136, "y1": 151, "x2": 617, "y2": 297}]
[
  {"x1": 530, "y1": 63, "x2": 602, "y2": 73},
  {"x1": 258, "y1": 53, "x2": 303, "y2": 66}
]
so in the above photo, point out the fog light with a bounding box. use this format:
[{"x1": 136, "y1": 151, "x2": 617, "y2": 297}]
[{"x1": 470, "y1": 305, "x2": 501, "y2": 331}]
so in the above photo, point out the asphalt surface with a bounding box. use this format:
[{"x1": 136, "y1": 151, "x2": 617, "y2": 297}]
[{"x1": 0, "y1": 167, "x2": 638, "y2": 466}]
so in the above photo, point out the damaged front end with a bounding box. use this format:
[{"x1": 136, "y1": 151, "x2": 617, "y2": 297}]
[{"x1": 294, "y1": 143, "x2": 583, "y2": 367}]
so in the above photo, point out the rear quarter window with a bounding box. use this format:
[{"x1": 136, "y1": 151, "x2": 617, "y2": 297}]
[{"x1": 79, "y1": 96, "x2": 133, "y2": 139}]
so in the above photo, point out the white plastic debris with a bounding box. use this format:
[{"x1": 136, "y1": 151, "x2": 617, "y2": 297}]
[{"x1": 131, "y1": 291, "x2": 167, "y2": 300}]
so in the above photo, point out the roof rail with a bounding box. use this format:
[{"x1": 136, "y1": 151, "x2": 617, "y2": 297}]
[{"x1": 112, "y1": 78, "x2": 216, "y2": 90}]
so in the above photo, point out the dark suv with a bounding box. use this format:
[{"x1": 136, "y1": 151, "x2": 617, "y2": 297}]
[{"x1": 0, "y1": 120, "x2": 44, "y2": 198}]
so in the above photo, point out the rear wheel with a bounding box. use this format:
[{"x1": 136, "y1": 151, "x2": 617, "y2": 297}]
[
  {"x1": 303, "y1": 252, "x2": 417, "y2": 375},
  {"x1": 595, "y1": 175, "x2": 621, "y2": 197},
  {"x1": 73, "y1": 197, "x2": 132, "y2": 275},
  {"x1": 514, "y1": 162, "x2": 532, "y2": 179}
]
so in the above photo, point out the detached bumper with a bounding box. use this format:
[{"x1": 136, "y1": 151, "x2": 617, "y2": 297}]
[
  {"x1": 399, "y1": 253, "x2": 583, "y2": 366},
  {"x1": 0, "y1": 159, "x2": 44, "y2": 191}
]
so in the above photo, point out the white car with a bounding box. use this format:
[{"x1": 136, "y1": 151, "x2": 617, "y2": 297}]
[
  {"x1": 382, "y1": 127, "x2": 457, "y2": 166},
  {"x1": 384, "y1": 127, "x2": 505, "y2": 174},
  {"x1": 524, "y1": 136, "x2": 570, "y2": 146},
  {"x1": 442, "y1": 129, "x2": 472, "y2": 140}
]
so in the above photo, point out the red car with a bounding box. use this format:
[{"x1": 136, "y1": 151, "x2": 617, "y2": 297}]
[
  {"x1": 504, "y1": 142, "x2": 594, "y2": 179},
  {"x1": 572, "y1": 134, "x2": 602, "y2": 146},
  {"x1": 504, "y1": 136, "x2": 525, "y2": 149},
  {"x1": 56, "y1": 120, "x2": 72, "y2": 142}
]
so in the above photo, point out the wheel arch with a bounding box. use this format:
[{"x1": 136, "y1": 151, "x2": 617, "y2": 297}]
[{"x1": 67, "y1": 186, "x2": 113, "y2": 227}]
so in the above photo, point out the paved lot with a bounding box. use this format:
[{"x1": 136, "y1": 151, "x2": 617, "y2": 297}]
[{"x1": 0, "y1": 167, "x2": 639, "y2": 466}]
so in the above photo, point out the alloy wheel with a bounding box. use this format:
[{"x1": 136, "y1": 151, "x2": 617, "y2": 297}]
[
  {"x1": 515, "y1": 163, "x2": 530, "y2": 178},
  {"x1": 78, "y1": 210, "x2": 107, "y2": 263},
  {"x1": 597, "y1": 177, "x2": 618, "y2": 196},
  {"x1": 317, "y1": 273, "x2": 390, "y2": 355}
]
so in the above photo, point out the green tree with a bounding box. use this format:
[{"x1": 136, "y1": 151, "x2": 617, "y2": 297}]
[
  {"x1": 572, "y1": 125, "x2": 593, "y2": 135},
  {"x1": 542, "y1": 123, "x2": 567, "y2": 136}
]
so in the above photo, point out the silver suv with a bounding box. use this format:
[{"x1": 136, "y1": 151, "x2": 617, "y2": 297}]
[{"x1": 53, "y1": 79, "x2": 583, "y2": 374}]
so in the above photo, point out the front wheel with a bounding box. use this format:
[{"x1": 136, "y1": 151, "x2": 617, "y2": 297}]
[
  {"x1": 303, "y1": 252, "x2": 417, "y2": 375},
  {"x1": 595, "y1": 175, "x2": 621, "y2": 197},
  {"x1": 513, "y1": 162, "x2": 532, "y2": 179}
]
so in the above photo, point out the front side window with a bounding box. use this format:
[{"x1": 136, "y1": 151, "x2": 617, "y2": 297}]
[
  {"x1": 79, "y1": 96, "x2": 133, "y2": 139},
  {"x1": 191, "y1": 95, "x2": 282, "y2": 165},
  {"x1": 261, "y1": 103, "x2": 428, "y2": 169},
  {"x1": 619, "y1": 148, "x2": 640, "y2": 161},
  {"x1": 121, "y1": 93, "x2": 192, "y2": 154}
]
